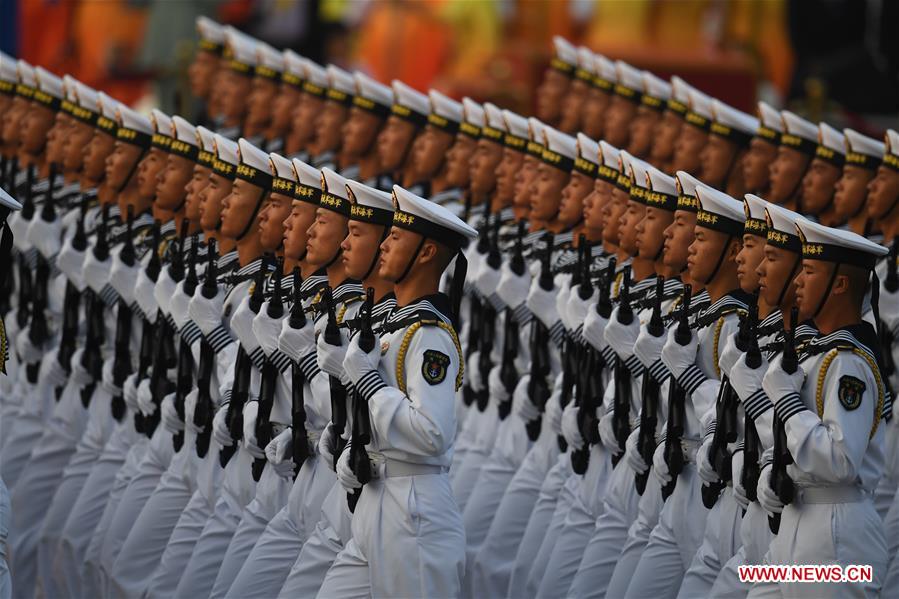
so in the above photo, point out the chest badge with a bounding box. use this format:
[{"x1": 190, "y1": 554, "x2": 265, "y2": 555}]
[
  {"x1": 838, "y1": 375, "x2": 865, "y2": 411},
  {"x1": 381, "y1": 340, "x2": 390, "y2": 355},
  {"x1": 422, "y1": 349, "x2": 450, "y2": 385}
]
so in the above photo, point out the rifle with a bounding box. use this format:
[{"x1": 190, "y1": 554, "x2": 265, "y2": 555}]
[
  {"x1": 288, "y1": 267, "x2": 311, "y2": 476},
  {"x1": 25, "y1": 164, "x2": 58, "y2": 382},
  {"x1": 608, "y1": 266, "x2": 634, "y2": 466},
  {"x1": 498, "y1": 221, "x2": 526, "y2": 417},
  {"x1": 134, "y1": 221, "x2": 162, "y2": 435},
  {"x1": 251, "y1": 259, "x2": 284, "y2": 481},
  {"x1": 322, "y1": 286, "x2": 349, "y2": 469},
  {"x1": 461, "y1": 212, "x2": 491, "y2": 407},
  {"x1": 635, "y1": 275, "x2": 665, "y2": 494},
  {"x1": 56, "y1": 195, "x2": 90, "y2": 391},
  {"x1": 172, "y1": 233, "x2": 200, "y2": 451},
  {"x1": 15, "y1": 167, "x2": 35, "y2": 374},
  {"x1": 194, "y1": 238, "x2": 218, "y2": 458},
  {"x1": 220, "y1": 256, "x2": 268, "y2": 467},
  {"x1": 880, "y1": 237, "x2": 899, "y2": 391},
  {"x1": 525, "y1": 232, "x2": 554, "y2": 441},
  {"x1": 348, "y1": 287, "x2": 376, "y2": 512},
  {"x1": 661, "y1": 284, "x2": 692, "y2": 501},
  {"x1": 79, "y1": 204, "x2": 111, "y2": 408},
  {"x1": 741, "y1": 300, "x2": 764, "y2": 504},
  {"x1": 769, "y1": 306, "x2": 798, "y2": 534},
  {"x1": 570, "y1": 240, "x2": 599, "y2": 474},
  {"x1": 110, "y1": 206, "x2": 137, "y2": 422},
  {"x1": 475, "y1": 214, "x2": 502, "y2": 411}
]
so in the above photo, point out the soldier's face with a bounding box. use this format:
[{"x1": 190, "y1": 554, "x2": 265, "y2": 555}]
[
  {"x1": 627, "y1": 106, "x2": 659, "y2": 159},
  {"x1": 199, "y1": 173, "x2": 232, "y2": 232},
  {"x1": 104, "y1": 141, "x2": 143, "y2": 190},
  {"x1": 558, "y1": 171, "x2": 591, "y2": 228},
  {"x1": 662, "y1": 210, "x2": 696, "y2": 271},
  {"x1": 188, "y1": 51, "x2": 219, "y2": 99},
  {"x1": 672, "y1": 124, "x2": 707, "y2": 175},
  {"x1": 735, "y1": 233, "x2": 765, "y2": 293},
  {"x1": 558, "y1": 79, "x2": 589, "y2": 134},
  {"x1": 342, "y1": 107, "x2": 381, "y2": 158},
  {"x1": 800, "y1": 158, "x2": 841, "y2": 216},
  {"x1": 20, "y1": 103, "x2": 56, "y2": 155},
  {"x1": 529, "y1": 163, "x2": 568, "y2": 221},
  {"x1": 444, "y1": 134, "x2": 476, "y2": 188},
  {"x1": 699, "y1": 134, "x2": 738, "y2": 188},
  {"x1": 602, "y1": 97, "x2": 636, "y2": 148},
  {"x1": 257, "y1": 192, "x2": 292, "y2": 252},
  {"x1": 136, "y1": 148, "x2": 167, "y2": 199},
  {"x1": 636, "y1": 206, "x2": 672, "y2": 261},
  {"x1": 1, "y1": 97, "x2": 28, "y2": 150},
  {"x1": 469, "y1": 139, "x2": 503, "y2": 197},
  {"x1": 688, "y1": 227, "x2": 736, "y2": 284},
  {"x1": 184, "y1": 165, "x2": 212, "y2": 224},
  {"x1": 767, "y1": 146, "x2": 809, "y2": 204},
  {"x1": 245, "y1": 76, "x2": 278, "y2": 134},
  {"x1": 580, "y1": 87, "x2": 610, "y2": 140},
  {"x1": 271, "y1": 84, "x2": 301, "y2": 137},
  {"x1": 155, "y1": 154, "x2": 193, "y2": 210},
  {"x1": 411, "y1": 125, "x2": 454, "y2": 183},
  {"x1": 62, "y1": 120, "x2": 93, "y2": 174},
  {"x1": 649, "y1": 111, "x2": 682, "y2": 169},
  {"x1": 495, "y1": 148, "x2": 525, "y2": 208},
  {"x1": 833, "y1": 165, "x2": 874, "y2": 221},
  {"x1": 83, "y1": 131, "x2": 116, "y2": 183},
  {"x1": 282, "y1": 201, "x2": 317, "y2": 260},
  {"x1": 341, "y1": 221, "x2": 384, "y2": 280},
  {"x1": 376, "y1": 116, "x2": 416, "y2": 173},
  {"x1": 866, "y1": 165, "x2": 899, "y2": 220},
  {"x1": 758, "y1": 245, "x2": 799, "y2": 308},
  {"x1": 742, "y1": 138, "x2": 777, "y2": 194},
  {"x1": 536, "y1": 69, "x2": 570, "y2": 125},
  {"x1": 583, "y1": 179, "x2": 609, "y2": 235},
  {"x1": 313, "y1": 101, "x2": 347, "y2": 154},
  {"x1": 220, "y1": 178, "x2": 265, "y2": 239},
  {"x1": 602, "y1": 187, "x2": 628, "y2": 246},
  {"x1": 305, "y1": 208, "x2": 347, "y2": 267},
  {"x1": 511, "y1": 155, "x2": 538, "y2": 220},
  {"x1": 45, "y1": 112, "x2": 71, "y2": 165},
  {"x1": 617, "y1": 200, "x2": 644, "y2": 256},
  {"x1": 220, "y1": 71, "x2": 252, "y2": 124},
  {"x1": 378, "y1": 226, "x2": 428, "y2": 282},
  {"x1": 286, "y1": 93, "x2": 323, "y2": 154},
  {"x1": 794, "y1": 259, "x2": 833, "y2": 321}
]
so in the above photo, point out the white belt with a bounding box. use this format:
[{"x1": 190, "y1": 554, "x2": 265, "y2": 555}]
[
  {"x1": 369, "y1": 454, "x2": 448, "y2": 478},
  {"x1": 796, "y1": 485, "x2": 865, "y2": 504}
]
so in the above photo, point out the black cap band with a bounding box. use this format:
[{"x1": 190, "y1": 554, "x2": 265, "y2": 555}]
[
  {"x1": 710, "y1": 122, "x2": 753, "y2": 147},
  {"x1": 640, "y1": 94, "x2": 666, "y2": 112},
  {"x1": 302, "y1": 81, "x2": 326, "y2": 97},
  {"x1": 255, "y1": 64, "x2": 280, "y2": 81},
  {"x1": 325, "y1": 88, "x2": 353, "y2": 106},
  {"x1": 349, "y1": 202, "x2": 393, "y2": 226},
  {"x1": 198, "y1": 39, "x2": 224, "y2": 55},
  {"x1": 228, "y1": 59, "x2": 254, "y2": 78},
  {"x1": 271, "y1": 176, "x2": 295, "y2": 196},
  {"x1": 170, "y1": 139, "x2": 199, "y2": 161},
  {"x1": 481, "y1": 125, "x2": 504, "y2": 145},
  {"x1": 152, "y1": 133, "x2": 174, "y2": 152},
  {"x1": 780, "y1": 132, "x2": 817, "y2": 156},
  {"x1": 282, "y1": 71, "x2": 303, "y2": 89},
  {"x1": 354, "y1": 95, "x2": 391, "y2": 118},
  {"x1": 213, "y1": 158, "x2": 236, "y2": 180},
  {"x1": 319, "y1": 192, "x2": 350, "y2": 217},
  {"x1": 884, "y1": 153, "x2": 899, "y2": 173},
  {"x1": 61, "y1": 100, "x2": 98, "y2": 126},
  {"x1": 814, "y1": 145, "x2": 845, "y2": 168},
  {"x1": 33, "y1": 89, "x2": 61, "y2": 111},
  {"x1": 767, "y1": 228, "x2": 801, "y2": 252},
  {"x1": 15, "y1": 83, "x2": 34, "y2": 99},
  {"x1": 550, "y1": 57, "x2": 575, "y2": 78},
  {"x1": 293, "y1": 182, "x2": 321, "y2": 205},
  {"x1": 677, "y1": 193, "x2": 700, "y2": 213},
  {"x1": 756, "y1": 125, "x2": 780, "y2": 145},
  {"x1": 645, "y1": 189, "x2": 678, "y2": 212},
  {"x1": 427, "y1": 112, "x2": 460, "y2": 134},
  {"x1": 391, "y1": 103, "x2": 427, "y2": 127},
  {"x1": 118, "y1": 126, "x2": 152, "y2": 149},
  {"x1": 667, "y1": 97, "x2": 688, "y2": 115},
  {"x1": 697, "y1": 209, "x2": 744, "y2": 236},
  {"x1": 802, "y1": 240, "x2": 875, "y2": 269},
  {"x1": 0, "y1": 80, "x2": 14, "y2": 95},
  {"x1": 542, "y1": 147, "x2": 574, "y2": 173},
  {"x1": 846, "y1": 151, "x2": 882, "y2": 171},
  {"x1": 393, "y1": 209, "x2": 466, "y2": 249},
  {"x1": 573, "y1": 156, "x2": 598, "y2": 178},
  {"x1": 236, "y1": 162, "x2": 273, "y2": 190},
  {"x1": 613, "y1": 83, "x2": 640, "y2": 105},
  {"x1": 744, "y1": 217, "x2": 767, "y2": 237},
  {"x1": 685, "y1": 111, "x2": 711, "y2": 131},
  {"x1": 197, "y1": 149, "x2": 215, "y2": 168},
  {"x1": 459, "y1": 121, "x2": 480, "y2": 139},
  {"x1": 597, "y1": 163, "x2": 618, "y2": 183}
]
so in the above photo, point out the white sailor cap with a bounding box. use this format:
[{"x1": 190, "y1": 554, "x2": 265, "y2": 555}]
[
  {"x1": 593, "y1": 54, "x2": 617, "y2": 91},
  {"x1": 169, "y1": 115, "x2": 199, "y2": 160},
  {"x1": 255, "y1": 42, "x2": 284, "y2": 80},
  {"x1": 62, "y1": 75, "x2": 78, "y2": 103},
  {"x1": 300, "y1": 58, "x2": 328, "y2": 97},
  {"x1": 196, "y1": 16, "x2": 225, "y2": 53},
  {"x1": 291, "y1": 158, "x2": 322, "y2": 205},
  {"x1": 427, "y1": 89, "x2": 463, "y2": 133},
  {"x1": 618, "y1": 150, "x2": 635, "y2": 193},
  {"x1": 763, "y1": 201, "x2": 803, "y2": 252},
  {"x1": 526, "y1": 117, "x2": 547, "y2": 158},
  {"x1": 796, "y1": 217, "x2": 887, "y2": 269},
  {"x1": 195, "y1": 125, "x2": 217, "y2": 168},
  {"x1": 668, "y1": 76, "x2": 693, "y2": 115},
  {"x1": 541, "y1": 126, "x2": 577, "y2": 172},
  {"x1": 743, "y1": 193, "x2": 769, "y2": 237},
  {"x1": 625, "y1": 152, "x2": 650, "y2": 197},
  {"x1": 353, "y1": 72, "x2": 392, "y2": 116},
  {"x1": 598, "y1": 140, "x2": 621, "y2": 183},
  {"x1": 0, "y1": 51, "x2": 16, "y2": 93},
  {"x1": 814, "y1": 123, "x2": 846, "y2": 167},
  {"x1": 460, "y1": 97, "x2": 485, "y2": 139},
  {"x1": 481, "y1": 102, "x2": 506, "y2": 144},
  {"x1": 641, "y1": 71, "x2": 671, "y2": 111},
  {"x1": 884, "y1": 130, "x2": 899, "y2": 172},
  {"x1": 574, "y1": 133, "x2": 600, "y2": 179},
  {"x1": 318, "y1": 167, "x2": 351, "y2": 216},
  {"x1": 213, "y1": 134, "x2": 240, "y2": 182},
  {"x1": 282, "y1": 50, "x2": 305, "y2": 88},
  {"x1": 224, "y1": 28, "x2": 257, "y2": 76},
  {"x1": 325, "y1": 64, "x2": 355, "y2": 106},
  {"x1": 675, "y1": 170, "x2": 704, "y2": 213},
  {"x1": 613, "y1": 60, "x2": 643, "y2": 103},
  {"x1": 64, "y1": 79, "x2": 100, "y2": 126},
  {"x1": 392, "y1": 184, "x2": 477, "y2": 248},
  {"x1": 844, "y1": 128, "x2": 885, "y2": 170},
  {"x1": 391, "y1": 80, "x2": 429, "y2": 125},
  {"x1": 95, "y1": 92, "x2": 120, "y2": 136},
  {"x1": 756, "y1": 101, "x2": 783, "y2": 142},
  {"x1": 116, "y1": 104, "x2": 154, "y2": 148},
  {"x1": 269, "y1": 153, "x2": 297, "y2": 196},
  {"x1": 575, "y1": 47, "x2": 596, "y2": 83},
  {"x1": 780, "y1": 111, "x2": 818, "y2": 155},
  {"x1": 685, "y1": 87, "x2": 714, "y2": 130},
  {"x1": 236, "y1": 138, "x2": 273, "y2": 189},
  {"x1": 694, "y1": 184, "x2": 745, "y2": 236},
  {"x1": 150, "y1": 109, "x2": 175, "y2": 151},
  {"x1": 0, "y1": 186, "x2": 22, "y2": 212},
  {"x1": 346, "y1": 180, "x2": 394, "y2": 226},
  {"x1": 33, "y1": 67, "x2": 64, "y2": 110},
  {"x1": 16, "y1": 60, "x2": 36, "y2": 90},
  {"x1": 502, "y1": 109, "x2": 529, "y2": 151},
  {"x1": 710, "y1": 100, "x2": 758, "y2": 146},
  {"x1": 551, "y1": 36, "x2": 578, "y2": 77},
  {"x1": 644, "y1": 165, "x2": 678, "y2": 212}
]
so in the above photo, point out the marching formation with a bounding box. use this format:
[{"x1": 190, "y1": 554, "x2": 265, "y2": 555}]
[{"x1": 0, "y1": 18, "x2": 898, "y2": 599}]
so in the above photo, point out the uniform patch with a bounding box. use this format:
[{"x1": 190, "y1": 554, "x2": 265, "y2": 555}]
[
  {"x1": 422, "y1": 349, "x2": 450, "y2": 385},
  {"x1": 838, "y1": 375, "x2": 865, "y2": 411}
]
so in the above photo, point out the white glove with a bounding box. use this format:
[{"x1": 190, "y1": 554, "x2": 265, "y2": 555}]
[
  {"x1": 336, "y1": 444, "x2": 362, "y2": 491},
  {"x1": 253, "y1": 304, "x2": 284, "y2": 356},
  {"x1": 652, "y1": 440, "x2": 672, "y2": 486},
  {"x1": 16, "y1": 328, "x2": 44, "y2": 364},
  {"x1": 598, "y1": 410, "x2": 622, "y2": 454},
  {"x1": 56, "y1": 237, "x2": 87, "y2": 289},
  {"x1": 41, "y1": 349, "x2": 69, "y2": 388},
  {"x1": 134, "y1": 268, "x2": 159, "y2": 323},
  {"x1": 137, "y1": 378, "x2": 156, "y2": 416},
  {"x1": 604, "y1": 308, "x2": 640, "y2": 358},
  {"x1": 123, "y1": 373, "x2": 140, "y2": 412},
  {"x1": 109, "y1": 245, "x2": 140, "y2": 306},
  {"x1": 69, "y1": 348, "x2": 94, "y2": 386},
  {"x1": 634, "y1": 323, "x2": 668, "y2": 368},
  {"x1": 544, "y1": 375, "x2": 564, "y2": 434},
  {"x1": 169, "y1": 281, "x2": 193, "y2": 331},
  {"x1": 28, "y1": 213, "x2": 62, "y2": 259},
  {"x1": 757, "y1": 464, "x2": 784, "y2": 515},
  {"x1": 265, "y1": 428, "x2": 297, "y2": 478},
  {"x1": 184, "y1": 390, "x2": 205, "y2": 435},
  {"x1": 278, "y1": 316, "x2": 315, "y2": 361},
  {"x1": 100, "y1": 358, "x2": 122, "y2": 398},
  {"x1": 730, "y1": 352, "x2": 770, "y2": 403},
  {"x1": 242, "y1": 400, "x2": 265, "y2": 459},
  {"x1": 526, "y1": 275, "x2": 560, "y2": 329},
  {"x1": 82, "y1": 249, "x2": 112, "y2": 294},
  {"x1": 487, "y1": 365, "x2": 510, "y2": 406},
  {"x1": 8, "y1": 213, "x2": 31, "y2": 252},
  {"x1": 342, "y1": 330, "x2": 382, "y2": 386},
  {"x1": 697, "y1": 435, "x2": 720, "y2": 485},
  {"x1": 496, "y1": 261, "x2": 532, "y2": 309},
  {"x1": 161, "y1": 393, "x2": 184, "y2": 434},
  {"x1": 475, "y1": 260, "x2": 501, "y2": 299},
  {"x1": 561, "y1": 402, "x2": 584, "y2": 450},
  {"x1": 230, "y1": 296, "x2": 261, "y2": 353},
  {"x1": 582, "y1": 306, "x2": 610, "y2": 351},
  {"x1": 511, "y1": 374, "x2": 539, "y2": 422},
  {"x1": 661, "y1": 325, "x2": 698, "y2": 380},
  {"x1": 555, "y1": 276, "x2": 573, "y2": 329},
  {"x1": 189, "y1": 287, "x2": 224, "y2": 335},
  {"x1": 718, "y1": 334, "x2": 741, "y2": 378},
  {"x1": 153, "y1": 268, "x2": 178, "y2": 317},
  {"x1": 318, "y1": 424, "x2": 339, "y2": 469},
  {"x1": 565, "y1": 287, "x2": 594, "y2": 332},
  {"x1": 625, "y1": 427, "x2": 649, "y2": 474},
  {"x1": 763, "y1": 353, "x2": 806, "y2": 406},
  {"x1": 466, "y1": 351, "x2": 484, "y2": 393},
  {"x1": 731, "y1": 450, "x2": 750, "y2": 510},
  {"x1": 316, "y1": 331, "x2": 348, "y2": 381},
  {"x1": 213, "y1": 404, "x2": 234, "y2": 447}
]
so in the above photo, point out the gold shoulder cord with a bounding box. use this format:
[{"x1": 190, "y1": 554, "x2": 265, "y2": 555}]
[
  {"x1": 815, "y1": 348, "x2": 884, "y2": 439},
  {"x1": 0, "y1": 317, "x2": 7, "y2": 374},
  {"x1": 713, "y1": 309, "x2": 746, "y2": 379},
  {"x1": 612, "y1": 271, "x2": 623, "y2": 299},
  {"x1": 396, "y1": 321, "x2": 464, "y2": 394}
]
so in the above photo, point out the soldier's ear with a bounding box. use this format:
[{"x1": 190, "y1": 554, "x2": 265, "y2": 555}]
[
  {"x1": 418, "y1": 239, "x2": 439, "y2": 265},
  {"x1": 831, "y1": 273, "x2": 851, "y2": 297}
]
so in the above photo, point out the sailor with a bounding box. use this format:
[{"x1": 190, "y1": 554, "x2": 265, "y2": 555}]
[
  {"x1": 580, "y1": 53, "x2": 616, "y2": 141},
  {"x1": 413, "y1": 89, "x2": 464, "y2": 205},
  {"x1": 310, "y1": 64, "x2": 355, "y2": 171},
  {"x1": 557, "y1": 46, "x2": 597, "y2": 135},
  {"x1": 628, "y1": 70, "x2": 671, "y2": 160},
  {"x1": 341, "y1": 72, "x2": 392, "y2": 186},
  {"x1": 647, "y1": 75, "x2": 690, "y2": 172},
  {"x1": 285, "y1": 58, "x2": 327, "y2": 162},
  {"x1": 264, "y1": 49, "x2": 304, "y2": 155},
  {"x1": 189, "y1": 15, "x2": 227, "y2": 128},
  {"x1": 379, "y1": 79, "x2": 431, "y2": 196},
  {"x1": 800, "y1": 123, "x2": 846, "y2": 227},
  {"x1": 441, "y1": 97, "x2": 484, "y2": 225},
  {"x1": 767, "y1": 110, "x2": 818, "y2": 211},
  {"x1": 672, "y1": 84, "x2": 714, "y2": 178},
  {"x1": 244, "y1": 42, "x2": 284, "y2": 150},
  {"x1": 603, "y1": 60, "x2": 643, "y2": 149},
  {"x1": 702, "y1": 99, "x2": 759, "y2": 197},
  {"x1": 833, "y1": 129, "x2": 884, "y2": 236},
  {"x1": 217, "y1": 27, "x2": 257, "y2": 139},
  {"x1": 742, "y1": 101, "x2": 785, "y2": 196},
  {"x1": 535, "y1": 36, "x2": 577, "y2": 128}
]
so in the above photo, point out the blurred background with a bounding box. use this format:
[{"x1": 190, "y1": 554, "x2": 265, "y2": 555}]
[{"x1": 2, "y1": 0, "x2": 898, "y2": 134}]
